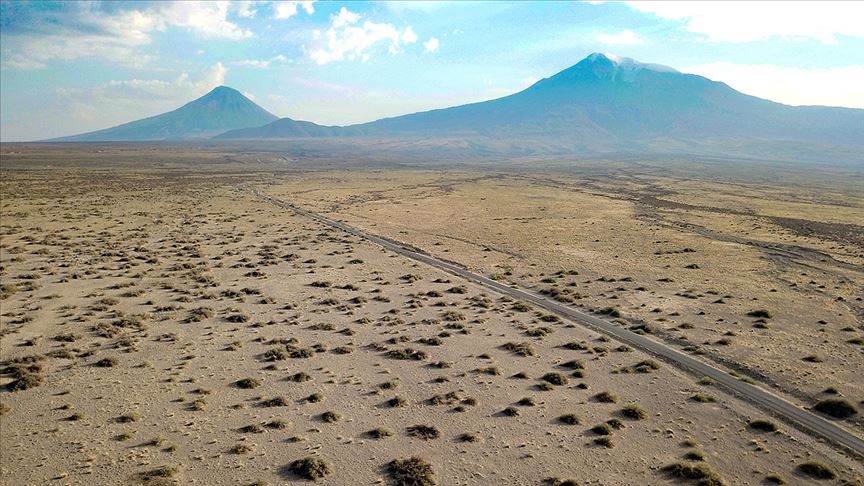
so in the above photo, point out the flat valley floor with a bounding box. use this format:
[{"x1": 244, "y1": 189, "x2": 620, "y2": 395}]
[{"x1": 1, "y1": 144, "x2": 862, "y2": 485}]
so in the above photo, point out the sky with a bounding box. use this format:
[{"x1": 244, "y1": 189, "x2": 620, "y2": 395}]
[{"x1": 1, "y1": 0, "x2": 862, "y2": 142}]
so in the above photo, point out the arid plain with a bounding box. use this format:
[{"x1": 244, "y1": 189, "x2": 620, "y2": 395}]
[{"x1": 1, "y1": 143, "x2": 862, "y2": 485}]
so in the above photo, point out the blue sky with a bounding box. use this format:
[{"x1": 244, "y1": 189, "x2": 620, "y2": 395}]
[{"x1": 1, "y1": 0, "x2": 862, "y2": 141}]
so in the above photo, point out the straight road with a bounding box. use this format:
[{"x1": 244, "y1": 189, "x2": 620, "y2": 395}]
[{"x1": 252, "y1": 188, "x2": 864, "y2": 458}]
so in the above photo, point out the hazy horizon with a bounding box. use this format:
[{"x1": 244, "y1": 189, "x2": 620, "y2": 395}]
[{"x1": 1, "y1": 1, "x2": 863, "y2": 142}]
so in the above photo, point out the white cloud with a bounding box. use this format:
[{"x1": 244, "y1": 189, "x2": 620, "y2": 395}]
[
  {"x1": 106, "y1": 62, "x2": 228, "y2": 97},
  {"x1": 1, "y1": 2, "x2": 254, "y2": 69},
  {"x1": 595, "y1": 29, "x2": 644, "y2": 45},
  {"x1": 626, "y1": 1, "x2": 864, "y2": 44},
  {"x1": 231, "y1": 55, "x2": 290, "y2": 69},
  {"x1": 235, "y1": 1, "x2": 259, "y2": 18},
  {"x1": 401, "y1": 26, "x2": 419, "y2": 44},
  {"x1": 274, "y1": 1, "x2": 316, "y2": 19},
  {"x1": 307, "y1": 8, "x2": 420, "y2": 65},
  {"x1": 161, "y1": 1, "x2": 253, "y2": 40},
  {"x1": 423, "y1": 37, "x2": 440, "y2": 53},
  {"x1": 383, "y1": 1, "x2": 454, "y2": 13},
  {"x1": 332, "y1": 7, "x2": 360, "y2": 28},
  {"x1": 683, "y1": 62, "x2": 864, "y2": 108}
]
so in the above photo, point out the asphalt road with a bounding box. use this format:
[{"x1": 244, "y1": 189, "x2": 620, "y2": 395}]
[{"x1": 253, "y1": 188, "x2": 864, "y2": 458}]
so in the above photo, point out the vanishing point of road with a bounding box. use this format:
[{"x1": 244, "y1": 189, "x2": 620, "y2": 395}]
[{"x1": 252, "y1": 188, "x2": 864, "y2": 459}]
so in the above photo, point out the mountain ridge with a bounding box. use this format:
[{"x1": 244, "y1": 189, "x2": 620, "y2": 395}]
[
  {"x1": 48, "y1": 53, "x2": 864, "y2": 165},
  {"x1": 49, "y1": 86, "x2": 277, "y2": 142}
]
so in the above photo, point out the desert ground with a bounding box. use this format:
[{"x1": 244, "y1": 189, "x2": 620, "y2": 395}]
[{"x1": 1, "y1": 143, "x2": 862, "y2": 485}]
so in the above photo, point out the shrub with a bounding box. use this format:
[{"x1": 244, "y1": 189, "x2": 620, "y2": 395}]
[
  {"x1": 288, "y1": 372, "x2": 313, "y2": 382},
  {"x1": 690, "y1": 393, "x2": 716, "y2": 403},
  {"x1": 541, "y1": 372, "x2": 568, "y2": 386},
  {"x1": 458, "y1": 433, "x2": 480, "y2": 443},
  {"x1": 813, "y1": 398, "x2": 858, "y2": 419},
  {"x1": 320, "y1": 411, "x2": 341, "y2": 423},
  {"x1": 662, "y1": 462, "x2": 723, "y2": 485},
  {"x1": 620, "y1": 403, "x2": 647, "y2": 420},
  {"x1": 8, "y1": 372, "x2": 42, "y2": 391},
  {"x1": 591, "y1": 423, "x2": 612, "y2": 435},
  {"x1": 235, "y1": 377, "x2": 261, "y2": 389},
  {"x1": 634, "y1": 360, "x2": 660, "y2": 373},
  {"x1": 264, "y1": 420, "x2": 289, "y2": 429},
  {"x1": 593, "y1": 436, "x2": 614, "y2": 448},
  {"x1": 545, "y1": 479, "x2": 578, "y2": 486},
  {"x1": 368, "y1": 428, "x2": 393, "y2": 439},
  {"x1": 95, "y1": 357, "x2": 118, "y2": 368},
  {"x1": 558, "y1": 413, "x2": 580, "y2": 425},
  {"x1": 763, "y1": 473, "x2": 786, "y2": 484},
  {"x1": 797, "y1": 462, "x2": 835, "y2": 480},
  {"x1": 230, "y1": 443, "x2": 253, "y2": 454},
  {"x1": 290, "y1": 348, "x2": 315, "y2": 359},
  {"x1": 386, "y1": 348, "x2": 427, "y2": 361},
  {"x1": 287, "y1": 457, "x2": 332, "y2": 481},
  {"x1": 260, "y1": 396, "x2": 289, "y2": 407},
  {"x1": 684, "y1": 450, "x2": 705, "y2": 461},
  {"x1": 239, "y1": 424, "x2": 264, "y2": 434},
  {"x1": 501, "y1": 407, "x2": 520, "y2": 417},
  {"x1": 406, "y1": 424, "x2": 440, "y2": 440},
  {"x1": 559, "y1": 360, "x2": 584, "y2": 370},
  {"x1": 501, "y1": 341, "x2": 535, "y2": 357},
  {"x1": 115, "y1": 413, "x2": 139, "y2": 423},
  {"x1": 747, "y1": 419, "x2": 778, "y2": 432},
  {"x1": 594, "y1": 391, "x2": 618, "y2": 403},
  {"x1": 226, "y1": 313, "x2": 250, "y2": 323},
  {"x1": 386, "y1": 396, "x2": 407, "y2": 408},
  {"x1": 137, "y1": 466, "x2": 178, "y2": 480},
  {"x1": 387, "y1": 456, "x2": 436, "y2": 486},
  {"x1": 263, "y1": 348, "x2": 287, "y2": 361},
  {"x1": 747, "y1": 309, "x2": 772, "y2": 318}
]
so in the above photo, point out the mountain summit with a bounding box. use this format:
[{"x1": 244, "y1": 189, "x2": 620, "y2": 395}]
[
  {"x1": 51, "y1": 86, "x2": 277, "y2": 141},
  {"x1": 312, "y1": 52, "x2": 861, "y2": 155}
]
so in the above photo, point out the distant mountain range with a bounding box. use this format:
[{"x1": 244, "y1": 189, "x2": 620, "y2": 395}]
[
  {"x1": 50, "y1": 53, "x2": 864, "y2": 162},
  {"x1": 50, "y1": 86, "x2": 277, "y2": 142}
]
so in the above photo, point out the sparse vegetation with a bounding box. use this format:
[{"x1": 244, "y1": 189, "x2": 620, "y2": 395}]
[
  {"x1": 387, "y1": 456, "x2": 436, "y2": 486},
  {"x1": 541, "y1": 372, "x2": 568, "y2": 386},
  {"x1": 235, "y1": 377, "x2": 261, "y2": 389},
  {"x1": 747, "y1": 420, "x2": 778, "y2": 432},
  {"x1": 813, "y1": 398, "x2": 858, "y2": 419},
  {"x1": 620, "y1": 403, "x2": 647, "y2": 420},
  {"x1": 796, "y1": 462, "x2": 835, "y2": 480},
  {"x1": 558, "y1": 413, "x2": 580, "y2": 425},
  {"x1": 662, "y1": 462, "x2": 724, "y2": 485},
  {"x1": 594, "y1": 391, "x2": 618, "y2": 403},
  {"x1": 406, "y1": 424, "x2": 440, "y2": 440},
  {"x1": 286, "y1": 457, "x2": 332, "y2": 481}
]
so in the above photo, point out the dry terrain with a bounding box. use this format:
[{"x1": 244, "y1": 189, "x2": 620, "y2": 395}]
[{"x1": 1, "y1": 144, "x2": 862, "y2": 485}]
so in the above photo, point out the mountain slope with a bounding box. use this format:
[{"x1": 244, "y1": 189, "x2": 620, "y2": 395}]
[
  {"x1": 216, "y1": 53, "x2": 864, "y2": 158},
  {"x1": 351, "y1": 53, "x2": 863, "y2": 145},
  {"x1": 51, "y1": 86, "x2": 278, "y2": 141},
  {"x1": 214, "y1": 117, "x2": 358, "y2": 139}
]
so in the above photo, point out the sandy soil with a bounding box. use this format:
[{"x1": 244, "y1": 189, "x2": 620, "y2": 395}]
[
  {"x1": 266, "y1": 167, "x2": 864, "y2": 418},
  {"x1": 1, "y1": 147, "x2": 862, "y2": 485}
]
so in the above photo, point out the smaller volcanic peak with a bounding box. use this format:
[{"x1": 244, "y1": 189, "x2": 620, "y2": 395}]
[{"x1": 50, "y1": 86, "x2": 278, "y2": 142}]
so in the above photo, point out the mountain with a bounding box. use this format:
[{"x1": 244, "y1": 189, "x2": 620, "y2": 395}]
[
  {"x1": 50, "y1": 86, "x2": 278, "y2": 142},
  {"x1": 215, "y1": 117, "x2": 355, "y2": 139},
  {"x1": 217, "y1": 53, "x2": 864, "y2": 160}
]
